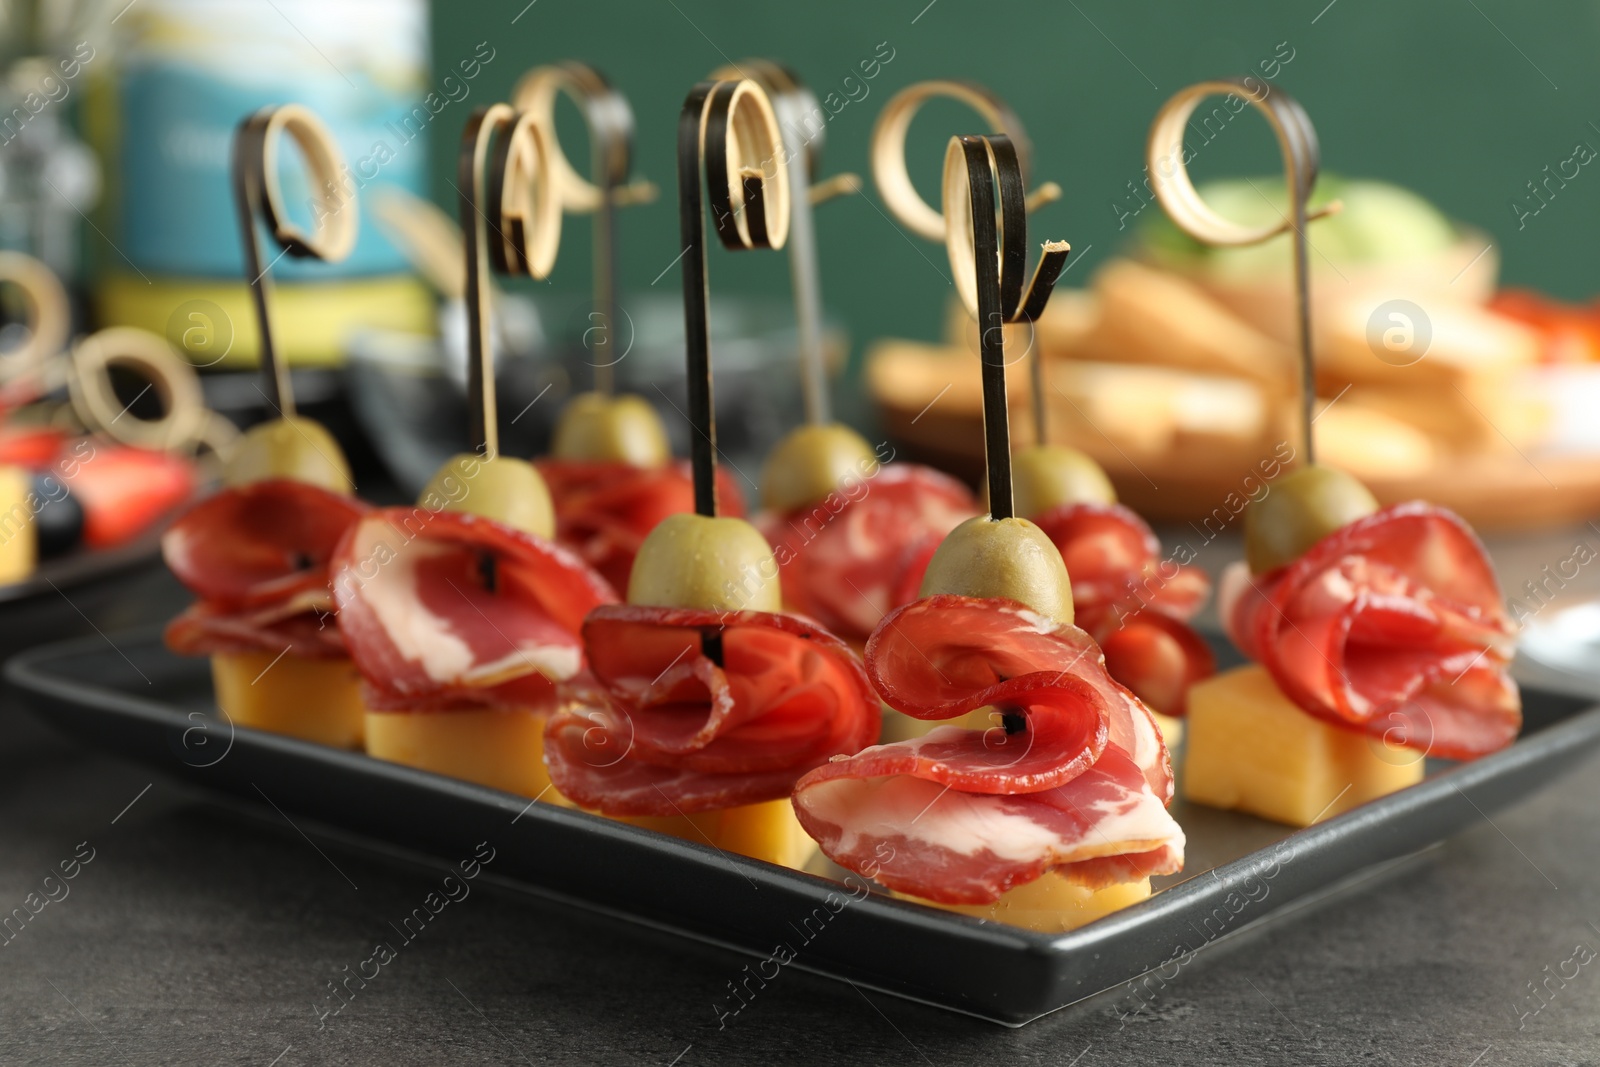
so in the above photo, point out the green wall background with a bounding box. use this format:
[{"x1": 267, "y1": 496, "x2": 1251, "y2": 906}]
[{"x1": 430, "y1": 0, "x2": 1600, "y2": 381}]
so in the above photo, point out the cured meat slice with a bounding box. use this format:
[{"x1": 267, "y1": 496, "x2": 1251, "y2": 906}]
[
  {"x1": 331, "y1": 508, "x2": 617, "y2": 711},
  {"x1": 162, "y1": 480, "x2": 366, "y2": 658},
  {"x1": 535, "y1": 459, "x2": 746, "y2": 593},
  {"x1": 545, "y1": 605, "x2": 879, "y2": 814},
  {"x1": 793, "y1": 595, "x2": 1183, "y2": 904},
  {"x1": 758, "y1": 464, "x2": 976, "y2": 643},
  {"x1": 1220, "y1": 501, "x2": 1519, "y2": 759}
]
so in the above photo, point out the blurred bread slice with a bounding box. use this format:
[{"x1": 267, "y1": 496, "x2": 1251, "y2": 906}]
[
  {"x1": 866, "y1": 335, "x2": 1271, "y2": 463},
  {"x1": 1313, "y1": 399, "x2": 1436, "y2": 480},
  {"x1": 1340, "y1": 374, "x2": 1550, "y2": 453},
  {"x1": 1043, "y1": 360, "x2": 1266, "y2": 455},
  {"x1": 1088, "y1": 260, "x2": 1296, "y2": 387},
  {"x1": 1320, "y1": 296, "x2": 1540, "y2": 386}
]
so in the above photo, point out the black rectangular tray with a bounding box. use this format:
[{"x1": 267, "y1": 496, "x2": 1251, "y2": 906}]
[{"x1": 8, "y1": 627, "x2": 1599, "y2": 1026}]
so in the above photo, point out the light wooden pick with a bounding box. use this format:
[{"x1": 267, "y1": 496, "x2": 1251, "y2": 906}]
[
  {"x1": 1146, "y1": 78, "x2": 1342, "y2": 465},
  {"x1": 515, "y1": 62, "x2": 654, "y2": 395},
  {"x1": 457, "y1": 102, "x2": 563, "y2": 460}
]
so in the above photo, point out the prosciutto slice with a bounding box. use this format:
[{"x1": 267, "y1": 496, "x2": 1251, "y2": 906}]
[
  {"x1": 330, "y1": 508, "x2": 617, "y2": 711},
  {"x1": 545, "y1": 606, "x2": 879, "y2": 815},
  {"x1": 162, "y1": 480, "x2": 367, "y2": 658},
  {"x1": 535, "y1": 459, "x2": 746, "y2": 593},
  {"x1": 757, "y1": 464, "x2": 976, "y2": 644},
  {"x1": 1219, "y1": 501, "x2": 1520, "y2": 760},
  {"x1": 793, "y1": 595, "x2": 1184, "y2": 905}
]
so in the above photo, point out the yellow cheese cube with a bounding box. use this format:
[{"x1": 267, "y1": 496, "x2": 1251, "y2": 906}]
[
  {"x1": 618, "y1": 797, "x2": 814, "y2": 869},
  {"x1": 365, "y1": 707, "x2": 568, "y2": 803},
  {"x1": 212, "y1": 651, "x2": 366, "y2": 749},
  {"x1": 1183, "y1": 664, "x2": 1424, "y2": 827},
  {"x1": 0, "y1": 466, "x2": 37, "y2": 585},
  {"x1": 902, "y1": 874, "x2": 1152, "y2": 933}
]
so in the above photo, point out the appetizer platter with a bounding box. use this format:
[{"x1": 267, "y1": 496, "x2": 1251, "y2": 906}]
[
  {"x1": 9, "y1": 70, "x2": 1600, "y2": 1028},
  {"x1": 9, "y1": 627, "x2": 1598, "y2": 1024}
]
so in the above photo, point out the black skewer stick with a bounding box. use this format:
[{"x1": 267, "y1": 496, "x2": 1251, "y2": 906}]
[
  {"x1": 231, "y1": 106, "x2": 356, "y2": 420},
  {"x1": 676, "y1": 78, "x2": 790, "y2": 663},
  {"x1": 946, "y1": 135, "x2": 1071, "y2": 521},
  {"x1": 961, "y1": 138, "x2": 1014, "y2": 520},
  {"x1": 676, "y1": 79, "x2": 788, "y2": 518}
]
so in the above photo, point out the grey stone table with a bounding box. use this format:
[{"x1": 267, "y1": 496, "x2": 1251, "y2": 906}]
[{"x1": 3, "y1": 530, "x2": 1600, "y2": 1067}]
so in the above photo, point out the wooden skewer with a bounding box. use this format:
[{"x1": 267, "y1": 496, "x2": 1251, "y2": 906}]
[
  {"x1": 0, "y1": 251, "x2": 70, "y2": 399},
  {"x1": 872, "y1": 80, "x2": 1064, "y2": 456},
  {"x1": 515, "y1": 62, "x2": 653, "y2": 396},
  {"x1": 1145, "y1": 79, "x2": 1341, "y2": 467},
  {"x1": 872, "y1": 80, "x2": 1055, "y2": 243},
  {"x1": 942, "y1": 135, "x2": 1070, "y2": 520},
  {"x1": 230, "y1": 105, "x2": 357, "y2": 420},
  {"x1": 68, "y1": 327, "x2": 206, "y2": 452},
  {"x1": 676, "y1": 78, "x2": 790, "y2": 518},
  {"x1": 713, "y1": 60, "x2": 859, "y2": 427},
  {"x1": 457, "y1": 102, "x2": 563, "y2": 458}
]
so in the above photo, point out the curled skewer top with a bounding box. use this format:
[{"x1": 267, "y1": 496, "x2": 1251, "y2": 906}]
[
  {"x1": 231, "y1": 104, "x2": 357, "y2": 419},
  {"x1": 941, "y1": 135, "x2": 1069, "y2": 522},
  {"x1": 913, "y1": 134, "x2": 1075, "y2": 625},
  {"x1": 457, "y1": 101, "x2": 562, "y2": 459},
  {"x1": 0, "y1": 251, "x2": 70, "y2": 400},
  {"x1": 873, "y1": 80, "x2": 1060, "y2": 244},
  {"x1": 1146, "y1": 78, "x2": 1340, "y2": 465},
  {"x1": 715, "y1": 59, "x2": 859, "y2": 428},
  {"x1": 515, "y1": 62, "x2": 654, "y2": 396},
  {"x1": 513, "y1": 62, "x2": 657, "y2": 213},
  {"x1": 676, "y1": 77, "x2": 789, "y2": 519}
]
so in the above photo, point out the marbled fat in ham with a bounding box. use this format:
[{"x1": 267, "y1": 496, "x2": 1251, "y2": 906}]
[
  {"x1": 163, "y1": 480, "x2": 368, "y2": 659},
  {"x1": 793, "y1": 595, "x2": 1184, "y2": 904},
  {"x1": 758, "y1": 464, "x2": 976, "y2": 644},
  {"x1": 330, "y1": 508, "x2": 616, "y2": 711},
  {"x1": 545, "y1": 605, "x2": 879, "y2": 814}
]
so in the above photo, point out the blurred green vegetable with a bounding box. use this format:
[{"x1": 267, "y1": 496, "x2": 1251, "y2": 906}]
[{"x1": 1138, "y1": 175, "x2": 1459, "y2": 279}]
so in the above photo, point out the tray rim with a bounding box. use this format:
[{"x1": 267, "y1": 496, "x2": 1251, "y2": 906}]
[{"x1": 9, "y1": 626, "x2": 1600, "y2": 1026}]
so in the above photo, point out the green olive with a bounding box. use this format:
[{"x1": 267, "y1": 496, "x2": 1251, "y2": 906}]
[
  {"x1": 420, "y1": 453, "x2": 555, "y2": 539},
  {"x1": 919, "y1": 515, "x2": 1074, "y2": 626},
  {"x1": 1244, "y1": 464, "x2": 1378, "y2": 574},
  {"x1": 224, "y1": 416, "x2": 352, "y2": 492},
  {"x1": 628, "y1": 512, "x2": 781, "y2": 612},
  {"x1": 760, "y1": 423, "x2": 880, "y2": 513},
  {"x1": 551, "y1": 392, "x2": 670, "y2": 467},
  {"x1": 1009, "y1": 444, "x2": 1116, "y2": 516}
]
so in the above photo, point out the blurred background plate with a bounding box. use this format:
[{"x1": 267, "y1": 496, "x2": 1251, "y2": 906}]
[{"x1": 345, "y1": 291, "x2": 847, "y2": 496}]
